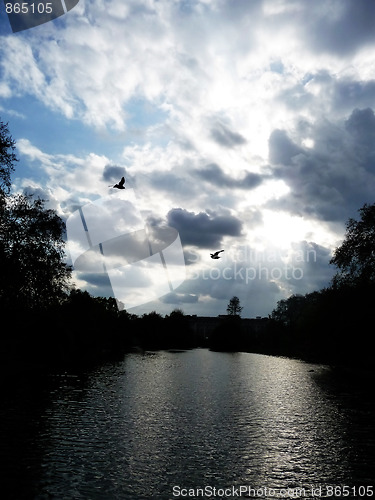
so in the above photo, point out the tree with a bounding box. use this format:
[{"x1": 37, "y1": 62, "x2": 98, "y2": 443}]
[
  {"x1": 227, "y1": 296, "x2": 243, "y2": 316},
  {"x1": 137, "y1": 311, "x2": 164, "y2": 349},
  {"x1": 330, "y1": 203, "x2": 375, "y2": 286},
  {"x1": 0, "y1": 120, "x2": 17, "y2": 196},
  {"x1": 164, "y1": 308, "x2": 195, "y2": 348},
  {"x1": 0, "y1": 193, "x2": 71, "y2": 309},
  {"x1": 0, "y1": 119, "x2": 71, "y2": 310},
  {"x1": 270, "y1": 294, "x2": 306, "y2": 326}
]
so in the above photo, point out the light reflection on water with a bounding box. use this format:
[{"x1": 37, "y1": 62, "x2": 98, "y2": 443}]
[{"x1": 1, "y1": 350, "x2": 374, "y2": 499}]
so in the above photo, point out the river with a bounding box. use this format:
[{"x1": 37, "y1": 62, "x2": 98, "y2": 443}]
[{"x1": 1, "y1": 349, "x2": 374, "y2": 499}]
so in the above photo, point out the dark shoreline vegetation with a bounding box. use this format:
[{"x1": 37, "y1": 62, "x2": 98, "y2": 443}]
[{"x1": 1, "y1": 119, "x2": 375, "y2": 374}]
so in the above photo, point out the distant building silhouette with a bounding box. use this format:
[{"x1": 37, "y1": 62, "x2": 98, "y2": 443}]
[{"x1": 186, "y1": 314, "x2": 269, "y2": 345}]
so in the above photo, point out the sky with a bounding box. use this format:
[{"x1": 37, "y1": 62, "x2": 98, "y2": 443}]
[{"x1": 1, "y1": 0, "x2": 375, "y2": 318}]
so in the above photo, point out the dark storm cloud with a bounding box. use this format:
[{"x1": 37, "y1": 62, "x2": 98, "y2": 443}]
[
  {"x1": 277, "y1": 71, "x2": 375, "y2": 118},
  {"x1": 268, "y1": 130, "x2": 303, "y2": 165},
  {"x1": 344, "y1": 108, "x2": 375, "y2": 174},
  {"x1": 167, "y1": 208, "x2": 243, "y2": 248},
  {"x1": 285, "y1": 0, "x2": 375, "y2": 57},
  {"x1": 210, "y1": 122, "x2": 247, "y2": 148},
  {"x1": 333, "y1": 79, "x2": 375, "y2": 113},
  {"x1": 102, "y1": 164, "x2": 126, "y2": 182},
  {"x1": 150, "y1": 170, "x2": 196, "y2": 197},
  {"x1": 345, "y1": 107, "x2": 375, "y2": 145},
  {"x1": 268, "y1": 108, "x2": 375, "y2": 223},
  {"x1": 196, "y1": 163, "x2": 264, "y2": 189}
]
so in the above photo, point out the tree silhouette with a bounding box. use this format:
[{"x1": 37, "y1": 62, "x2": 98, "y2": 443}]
[
  {"x1": 330, "y1": 202, "x2": 375, "y2": 286},
  {"x1": 0, "y1": 194, "x2": 71, "y2": 309},
  {"x1": 227, "y1": 296, "x2": 243, "y2": 316},
  {"x1": 0, "y1": 119, "x2": 71, "y2": 311},
  {"x1": 0, "y1": 120, "x2": 17, "y2": 196}
]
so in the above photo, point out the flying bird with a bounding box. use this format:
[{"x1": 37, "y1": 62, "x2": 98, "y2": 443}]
[
  {"x1": 111, "y1": 176, "x2": 126, "y2": 189},
  {"x1": 210, "y1": 250, "x2": 224, "y2": 259}
]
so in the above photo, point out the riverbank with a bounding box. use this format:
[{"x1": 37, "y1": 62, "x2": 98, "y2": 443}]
[{"x1": 2, "y1": 291, "x2": 373, "y2": 376}]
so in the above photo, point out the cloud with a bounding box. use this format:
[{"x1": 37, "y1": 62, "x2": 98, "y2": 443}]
[
  {"x1": 278, "y1": 71, "x2": 375, "y2": 118},
  {"x1": 74, "y1": 271, "x2": 114, "y2": 297},
  {"x1": 345, "y1": 107, "x2": 375, "y2": 147},
  {"x1": 161, "y1": 292, "x2": 199, "y2": 305},
  {"x1": 302, "y1": 0, "x2": 375, "y2": 57},
  {"x1": 268, "y1": 109, "x2": 375, "y2": 223},
  {"x1": 149, "y1": 170, "x2": 196, "y2": 197},
  {"x1": 167, "y1": 208, "x2": 243, "y2": 248},
  {"x1": 210, "y1": 121, "x2": 247, "y2": 148},
  {"x1": 333, "y1": 79, "x2": 375, "y2": 114},
  {"x1": 102, "y1": 164, "x2": 127, "y2": 183},
  {"x1": 183, "y1": 248, "x2": 200, "y2": 266},
  {"x1": 196, "y1": 163, "x2": 264, "y2": 190},
  {"x1": 268, "y1": 129, "x2": 303, "y2": 165},
  {"x1": 22, "y1": 185, "x2": 60, "y2": 212},
  {"x1": 289, "y1": 240, "x2": 335, "y2": 293},
  {"x1": 264, "y1": 0, "x2": 375, "y2": 58}
]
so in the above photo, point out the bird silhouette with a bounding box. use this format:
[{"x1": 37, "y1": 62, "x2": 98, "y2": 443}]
[
  {"x1": 210, "y1": 250, "x2": 224, "y2": 259},
  {"x1": 111, "y1": 176, "x2": 126, "y2": 189}
]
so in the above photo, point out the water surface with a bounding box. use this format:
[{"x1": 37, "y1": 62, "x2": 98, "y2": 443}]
[{"x1": 1, "y1": 350, "x2": 374, "y2": 499}]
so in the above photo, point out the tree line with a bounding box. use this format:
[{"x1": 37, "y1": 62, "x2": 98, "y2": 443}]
[{"x1": 264, "y1": 205, "x2": 375, "y2": 367}]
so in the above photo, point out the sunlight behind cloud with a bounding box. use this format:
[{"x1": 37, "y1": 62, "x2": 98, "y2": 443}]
[
  {"x1": 237, "y1": 180, "x2": 290, "y2": 209},
  {"x1": 258, "y1": 211, "x2": 321, "y2": 250}
]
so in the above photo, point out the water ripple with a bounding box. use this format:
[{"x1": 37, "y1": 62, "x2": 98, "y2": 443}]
[{"x1": 1, "y1": 350, "x2": 374, "y2": 499}]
